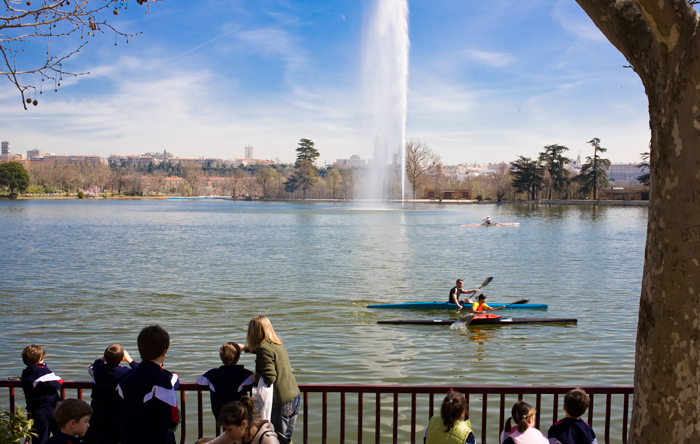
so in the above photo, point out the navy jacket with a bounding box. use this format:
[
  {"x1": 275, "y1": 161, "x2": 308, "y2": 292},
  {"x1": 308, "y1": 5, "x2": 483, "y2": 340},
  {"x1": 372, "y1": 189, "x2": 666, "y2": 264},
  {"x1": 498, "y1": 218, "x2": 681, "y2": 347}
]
[
  {"x1": 547, "y1": 417, "x2": 598, "y2": 444},
  {"x1": 44, "y1": 432, "x2": 82, "y2": 444},
  {"x1": 117, "y1": 360, "x2": 179, "y2": 444},
  {"x1": 20, "y1": 363, "x2": 63, "y2": 412},
  {"x1": 195, "y1": 365, "x2": 254, "y2": 419},
  {"x1": 84, "y1": 358, "x2": 137, "y2": 443}
]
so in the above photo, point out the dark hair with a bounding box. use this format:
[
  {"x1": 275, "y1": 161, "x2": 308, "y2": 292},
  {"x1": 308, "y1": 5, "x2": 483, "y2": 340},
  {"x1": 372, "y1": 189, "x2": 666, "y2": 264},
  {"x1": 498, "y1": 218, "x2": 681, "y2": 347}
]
[
  {"x1": 477, "y1": 294, "x2": 487, "y2": 301},
  {"x1": 137, "y1": 325, "x2": 170, "y2": 361},
  {"x1": 104, "y1": 344, "x2": 125, "y2": 366},
  {"x1": 456, "y1": 279, "x2": 463, "y2": 285},
  {"x1": 54, "y1": 399, "x2": 93, "y2": 428},
  {"x1": 217, "y1": 396, "x2": 256, "y2": 427},
  {"x1": 504, "y1": 401, "x2": 536, "y2": 434},
  {"x1": 220, "y1": 342, "x2": 242, "y2": 366},
  {"x1": 22, "y1": 344, "x2": 46, "y2": 366},
  {"x1": 564, "y1": 388, "x2": 589, "y2": 418},
  {"x1": 440, "y1": 390, "x2": 468, "y2": 431}
]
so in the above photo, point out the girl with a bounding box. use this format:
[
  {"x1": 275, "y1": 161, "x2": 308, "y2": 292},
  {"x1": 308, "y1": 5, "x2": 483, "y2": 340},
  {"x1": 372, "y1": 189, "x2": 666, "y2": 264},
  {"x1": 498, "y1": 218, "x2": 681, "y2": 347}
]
[
  {"x1": 424, "y1": 390, "x2": 475, "y2": 444},
  {"x1": 245, "y1": 316, "x2": 300, "y2": 444},
  {"x1": 500, "y1": 401, "x2": 548, "y2": 444},
  {"x1": 200, "y1": 397, "x2": 279, "y2": 444}
]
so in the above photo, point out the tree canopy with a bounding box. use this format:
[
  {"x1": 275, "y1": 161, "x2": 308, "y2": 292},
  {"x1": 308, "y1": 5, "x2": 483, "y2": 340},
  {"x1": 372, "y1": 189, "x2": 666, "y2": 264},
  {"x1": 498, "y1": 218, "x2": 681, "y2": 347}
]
[
  {"x1": 285, "y1": 138, "x2": 319, "y2": 199},
  {"x1": 509, "y1": 156, "x2": 542, "y2": 200},
  {"x1": 0, "y1": 162, "x2": 30, "y2": 196},
  {"x1": 405, "y1": 140, "x2": 441, "y2": 199},
  {"x1": 576, "y1": 138, "x2": 610, "y2": 199}
]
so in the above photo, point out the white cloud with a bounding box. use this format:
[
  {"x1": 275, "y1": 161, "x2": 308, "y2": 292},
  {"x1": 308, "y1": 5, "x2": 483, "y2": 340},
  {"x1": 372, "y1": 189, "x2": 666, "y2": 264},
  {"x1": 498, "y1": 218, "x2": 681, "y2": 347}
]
[{"x1": 466, "y1": 49, "x2": 514, "y2": 68}]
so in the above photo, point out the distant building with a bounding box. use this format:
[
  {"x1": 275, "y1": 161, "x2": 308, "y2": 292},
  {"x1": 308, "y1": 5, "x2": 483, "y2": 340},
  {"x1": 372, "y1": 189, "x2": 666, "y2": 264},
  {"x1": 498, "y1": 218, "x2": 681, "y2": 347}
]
[
  {"x1": 245, "y1": 145, "x2": 254, "y2": 160},
  {"x1": 27, "y1": 149, "x2": 44, "y2": 159},
  {"x1": 44, "y1": 155, "x2": 107, "y2": 165},
  {"x1": 1, "y1": 141, "x2": 9, "y2": 155},
  {"x1": 606, "y1": 163, "x2": 647, "y2": 184},
  {"x1": 334, "y1": 155, "x2": 365, "y2": 168},
  {"x1": 423, "y1": 189, "x2": 473, "y2": 200}
]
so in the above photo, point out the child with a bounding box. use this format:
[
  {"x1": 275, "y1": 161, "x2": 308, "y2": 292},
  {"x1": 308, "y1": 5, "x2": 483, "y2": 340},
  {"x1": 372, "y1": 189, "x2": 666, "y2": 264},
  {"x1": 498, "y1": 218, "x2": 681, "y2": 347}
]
[
  {"x1": 20, "y1": 344, "x2": 63, "y2": 444},
  {"x1": 196, "y1": 342, "x2": 254, "y2": 421},
  {"x1": 84, "y1": 344, "x2": 138, "y2": 444},
  {"x1": 424, "y1": 390, "x2": 475, "y2": 444},
  {"x1": 546, "y1": 388, "x2": 598, "y2": 444},
  {"x1": 117, "y1": 325, "x2": 180, "y2": 444},
  {"x1": 196, "y1": 397, "x2": 279, "y2": 444},
  {"x1": 44, "y1": 399, "x2": 93, "y2": 444},
  {"x1": 500, "y1": 401, "x2": 548, "y2": 444}
]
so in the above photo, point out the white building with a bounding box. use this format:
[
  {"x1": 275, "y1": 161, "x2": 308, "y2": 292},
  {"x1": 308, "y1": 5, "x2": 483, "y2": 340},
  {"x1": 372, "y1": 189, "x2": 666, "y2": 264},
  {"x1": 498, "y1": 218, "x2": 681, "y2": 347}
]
[
  {"x1": 334, "y1": 155, "x2": 366, "y2": 168},
  {"x1": 606, "y1": 163, "x2": 648, "y2": 184},
  {"x1": 245, "y1": 145, "x2": 254, "y2": 160}
]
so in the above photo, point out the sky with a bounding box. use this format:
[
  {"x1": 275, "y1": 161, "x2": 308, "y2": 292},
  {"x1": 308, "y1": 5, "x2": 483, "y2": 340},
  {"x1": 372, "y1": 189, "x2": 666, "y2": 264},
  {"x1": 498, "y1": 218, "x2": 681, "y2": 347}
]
[{"x1": 1, "y1": 0, "x2": 665, "y2": 166}]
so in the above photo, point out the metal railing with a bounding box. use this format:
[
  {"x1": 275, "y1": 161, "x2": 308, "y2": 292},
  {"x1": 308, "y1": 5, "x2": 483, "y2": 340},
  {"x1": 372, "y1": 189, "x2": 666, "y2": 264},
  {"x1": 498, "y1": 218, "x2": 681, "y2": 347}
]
[{"x1": 0, "y1": 380, "x2": 632, "y2": 444}]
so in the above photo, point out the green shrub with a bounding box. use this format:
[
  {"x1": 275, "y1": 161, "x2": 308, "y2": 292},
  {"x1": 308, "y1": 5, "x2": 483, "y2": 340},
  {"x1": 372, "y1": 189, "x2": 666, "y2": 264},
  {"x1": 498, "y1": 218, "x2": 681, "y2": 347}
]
[
  {"x1": 77, "y1": 191, "x2": 85, "y2": 199},
  {"x1": 0, "y1": 405, "x2": 37, "y2": 444},
  {"x1": 24, "y1": 185, "x2": 44, "y2": 194},
  {"x1": 476, "y1": 194, "x2": 484, "y2": 201}
]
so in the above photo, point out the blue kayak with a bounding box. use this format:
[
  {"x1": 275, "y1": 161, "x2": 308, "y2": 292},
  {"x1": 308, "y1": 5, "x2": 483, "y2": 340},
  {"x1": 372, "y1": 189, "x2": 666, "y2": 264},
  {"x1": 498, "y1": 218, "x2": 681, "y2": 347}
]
[{"x1": 367, "y1": 301, "x2": 548, "y2": 310}]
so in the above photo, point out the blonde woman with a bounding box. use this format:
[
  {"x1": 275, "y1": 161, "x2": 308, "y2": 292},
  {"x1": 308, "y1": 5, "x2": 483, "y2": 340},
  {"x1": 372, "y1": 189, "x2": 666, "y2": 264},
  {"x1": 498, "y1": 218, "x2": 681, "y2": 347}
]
[{"x1": 246, "y1": 316, "x2": 300, "y2": 444}]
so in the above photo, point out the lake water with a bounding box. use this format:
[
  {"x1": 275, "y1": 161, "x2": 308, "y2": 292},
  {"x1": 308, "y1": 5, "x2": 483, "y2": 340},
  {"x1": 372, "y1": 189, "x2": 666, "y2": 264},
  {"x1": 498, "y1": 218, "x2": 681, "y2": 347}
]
[{"x1": 0, "y1": 200, "x2": 647, "y2": 442}]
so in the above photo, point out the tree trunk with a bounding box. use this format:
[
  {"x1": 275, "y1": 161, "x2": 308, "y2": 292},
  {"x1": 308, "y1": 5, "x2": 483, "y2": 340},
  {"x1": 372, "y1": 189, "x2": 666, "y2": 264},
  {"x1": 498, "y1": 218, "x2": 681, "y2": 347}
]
[{"x1": 576, "y1": 1, "x2": 700, "y2": 442}]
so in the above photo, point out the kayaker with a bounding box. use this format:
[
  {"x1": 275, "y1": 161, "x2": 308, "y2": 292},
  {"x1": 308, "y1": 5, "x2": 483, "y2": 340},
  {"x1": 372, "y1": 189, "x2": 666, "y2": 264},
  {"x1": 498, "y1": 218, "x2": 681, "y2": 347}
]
[
  {"x1": 483, "y1": 216, "x2": 492, "y2": 225},
  {"x1": 449, "y1": 279, "x2": 480, "y2": 310},
  {"x1": 470, "y1": 294, "x2": 505, "y2": 314}
]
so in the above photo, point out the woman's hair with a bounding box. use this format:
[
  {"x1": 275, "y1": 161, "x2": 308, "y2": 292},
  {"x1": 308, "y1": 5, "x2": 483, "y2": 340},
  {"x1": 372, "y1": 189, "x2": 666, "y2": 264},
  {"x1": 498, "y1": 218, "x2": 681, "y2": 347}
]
[
  {"x1": 245, "y1": 316, "x2": 283, "y2": 353},
  {"x1": 217, "y1": 396, "x2": 256, "y2": 427},
  {"x1": 440, "y1": 390, "x2": 468, "y2": 431},
  {"x1": 504, "y1": 401, "x2": 536, "y2": 434}
]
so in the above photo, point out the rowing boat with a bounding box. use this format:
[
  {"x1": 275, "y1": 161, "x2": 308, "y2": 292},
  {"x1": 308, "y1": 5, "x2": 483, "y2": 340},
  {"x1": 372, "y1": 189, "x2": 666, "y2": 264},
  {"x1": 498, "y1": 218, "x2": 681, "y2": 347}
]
[
  {"x1": 367, "y1": 302, "x2": 548, "y2": 310},
  {"x1": 461, "y1": 222, "x2": 521, "y2": 226},
  {"x1": 377, "y1": 317, "x2": 576, "y2": 326}
]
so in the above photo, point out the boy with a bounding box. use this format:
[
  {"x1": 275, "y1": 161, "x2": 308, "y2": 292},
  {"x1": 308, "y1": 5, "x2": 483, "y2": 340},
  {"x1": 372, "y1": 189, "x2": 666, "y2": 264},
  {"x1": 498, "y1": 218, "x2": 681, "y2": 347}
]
[
  {"x1": 547, "y1": 388, "x2": 598, "y2": 444},
  {"x1": 20, "y1": 344, "x2": 63, "y2": 444},
  {"x1": 44, "y1": 399, "x2": 93, "y2": 444},
  {"x1": 84, "y1": 344, "x2": 137, "y2": 444},
  {"x1": 195, "y1": 342, "x2": 254, "y2": 420},
  {"x1": 117, "y1": 325, "x2": 180, "y2": 444}
]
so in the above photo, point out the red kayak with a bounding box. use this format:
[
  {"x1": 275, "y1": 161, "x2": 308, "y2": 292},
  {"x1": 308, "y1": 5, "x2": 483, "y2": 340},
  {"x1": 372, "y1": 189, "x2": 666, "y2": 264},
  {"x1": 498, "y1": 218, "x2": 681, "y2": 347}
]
[{"x1": 461, "y1": 222, "x2": 520, "y2": 226}]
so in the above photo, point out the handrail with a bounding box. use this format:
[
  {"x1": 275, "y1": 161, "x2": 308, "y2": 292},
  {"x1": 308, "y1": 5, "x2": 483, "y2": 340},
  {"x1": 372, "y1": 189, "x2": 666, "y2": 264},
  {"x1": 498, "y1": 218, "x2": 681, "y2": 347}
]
[{"x1": 0, "y1": 380, "x2": 633, "y2": 444}]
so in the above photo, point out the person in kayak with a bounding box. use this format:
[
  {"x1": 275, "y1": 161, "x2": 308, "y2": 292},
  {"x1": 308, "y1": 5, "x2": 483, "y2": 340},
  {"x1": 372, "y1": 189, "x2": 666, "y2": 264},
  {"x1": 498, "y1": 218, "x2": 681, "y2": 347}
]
[
  {"x1": 483, "y1": 216, "x2": 492, "y2": 225},
  {"x1": 449, "y1": 279, "x2": 480, "y2": 310},
  {"x1": 470, "y1": 294, "x2": 505, "y2": 314}
]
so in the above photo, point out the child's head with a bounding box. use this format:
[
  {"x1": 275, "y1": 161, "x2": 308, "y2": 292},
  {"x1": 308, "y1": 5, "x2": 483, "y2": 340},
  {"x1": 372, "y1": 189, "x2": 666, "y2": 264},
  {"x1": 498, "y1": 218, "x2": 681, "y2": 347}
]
[
  {"x1": 137, "y1": 325, "x2": 170, "y2": 361},
  {"x1": 104, "y1": 344, "x2": 125, "y2": 366},
  {"x1": 217, "y1": 396, "x2": 256, "y2": 441},
  {"x1": 564, "y1": 388, "x2": 590, "y2": 418},
  {"x1": 509, "y1": 401, "x2": 536, "y2": 433},
  {"x1": 245, "y1": 316, "x2": 282, "y2": 353},
  {"x1": 477, "y1": 294, "x2": 487, "y2": 302},
  {"x1": 440, "y1": 390, "x2": 468, "y2": 431},
  {"x1": 220, "y1": 342, "x2": 242, "y2": 366},
  {"x1": 22, "y1": 344, "x2": 46, "y2": 366},
  {"x1": 54, "y1": 399, "x2": 93, "y2": 437}
]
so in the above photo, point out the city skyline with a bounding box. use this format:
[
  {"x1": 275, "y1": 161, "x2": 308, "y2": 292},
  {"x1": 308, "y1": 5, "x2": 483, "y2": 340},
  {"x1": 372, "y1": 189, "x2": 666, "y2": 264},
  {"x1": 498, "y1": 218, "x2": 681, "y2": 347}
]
[{"x1": 1, "y1": 1, "x2": 664, "y2": 165}]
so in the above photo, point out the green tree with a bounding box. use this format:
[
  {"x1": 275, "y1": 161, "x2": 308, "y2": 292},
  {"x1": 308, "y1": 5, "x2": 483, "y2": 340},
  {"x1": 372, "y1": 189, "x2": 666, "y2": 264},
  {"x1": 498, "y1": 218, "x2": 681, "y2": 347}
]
[
  {"x1": 636, "y1": 152, "x2": 650, "y2": 187},
  {"x1": 509, "y1": 156, "x2": 543, "y2": 200},
  {"x1": 575, "y1": 1, "x2": 700, "y2": 441},
  {"x1": 577, "y1": 138, "x2": 610, "y2": 199},
  {"x1": 285, "y1": 139, "x2": 320, "y2": 199},
  {"x1": 326, "y1": 168, "x2": 341, "y2": 199},
  {"x1": 255, "y1": 166, "x2": 281, "y2": 199},
  {"x1": 0, "y1": 162, "x2": 30, "y2": 196},
  {"x1": 539, "y1": 144, "x2": 571, "y2": 199}
]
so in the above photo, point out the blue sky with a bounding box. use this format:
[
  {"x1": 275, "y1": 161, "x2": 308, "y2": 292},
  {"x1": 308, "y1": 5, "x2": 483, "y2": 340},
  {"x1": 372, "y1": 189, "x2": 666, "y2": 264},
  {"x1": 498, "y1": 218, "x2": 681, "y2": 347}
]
[{"x1": 1, "y1": 0, "x2": 657, "y2": 165}]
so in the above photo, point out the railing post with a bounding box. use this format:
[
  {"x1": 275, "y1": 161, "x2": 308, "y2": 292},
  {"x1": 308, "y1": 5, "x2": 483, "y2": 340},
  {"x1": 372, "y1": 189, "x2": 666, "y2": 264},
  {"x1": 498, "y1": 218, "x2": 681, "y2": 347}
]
[
  {"x1": 340, "y1": 392, "x2": 346, "y2": 444},
  {"x1": 410, "y1": 393, "x2": 417, "y2": 444},
  {"x1": 358, "y1": 392, "x2": 363, "y2": 444},
  {"x1": 322, "y1": 391, "x2": 327, "y2": 444},
  {"x1": 197, "y1": 390, "x2": 203, "y2": 439},
  {"x1": 303, "y1": 391, "x2": 309, "y2": 444},
  {"x1": 179, "y1": 389, "x2": 186, "y2": 444},
  {"x1": 605, "y1": 393, "x2": 612, "y2": 444},
  {"x1": 392, "y1": 393, "x2": 398, "y2": 444},
  {"x1": 375, "y1": 392, "x2": 381, "y2": 444},
  {"x1": 588, "y1": 393, "x2": 594, "y2": 426},
  {"x1": 481, "y1": 394, "x2": 488, "y2": 444}
]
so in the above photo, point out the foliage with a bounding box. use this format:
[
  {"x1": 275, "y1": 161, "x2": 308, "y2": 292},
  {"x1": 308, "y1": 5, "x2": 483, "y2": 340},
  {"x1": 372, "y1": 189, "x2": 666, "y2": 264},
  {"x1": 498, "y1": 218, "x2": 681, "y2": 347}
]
[
  {"x1": 636, "y1": 152, "x2": 650, "y2": 186},
  {"x1": 0, "y1": 405, "x2": 37, "y2": 444},
  {"x1": 326, "y1": 168, "x2": 341, "y2": 199},
  {"x1": 77, "y1": 190, "x2": 85, "y2": 199},
  {"x1": 492, "y1": 162, "x2": 512, "y2": 202},
  {"x1": 405, "y1": 140, "x2": 441, "y2": 199},
  {"x1": 577, "y1": 138, "x2": 610, "y2": 199},
  {"x1": 285, "y1": 139, "x2": 320, "y2": 199},
  {"x1": 255, "y1": 166, "x2": 282, "y2": 199},
  {"x1": 0, "y1": 162, "x2": 30, "y2": 196},
  {"x1": 539, "y1": 144, "x2": 571, "y2": 199},
  {"x1": 1, "y1": 0, "x2": 158, "y2": 109},
  {"x1": 509, "y1": 156, "x2": 543, "y2": 200}
]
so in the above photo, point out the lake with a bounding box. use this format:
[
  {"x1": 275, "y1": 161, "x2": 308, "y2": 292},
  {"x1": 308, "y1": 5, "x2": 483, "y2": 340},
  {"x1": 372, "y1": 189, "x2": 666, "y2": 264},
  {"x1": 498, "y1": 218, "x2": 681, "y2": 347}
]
[{"x1": 0, "y1": 199, "x2": 647, "y2": 442}]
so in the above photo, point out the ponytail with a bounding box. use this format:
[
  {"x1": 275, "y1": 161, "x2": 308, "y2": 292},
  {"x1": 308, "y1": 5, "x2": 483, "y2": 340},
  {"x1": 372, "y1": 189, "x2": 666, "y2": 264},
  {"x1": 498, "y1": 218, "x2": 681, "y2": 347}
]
[
  {"x1": 217, "y1": 396, "x2": 256, "y2": 428},
  {"x1": 509, "y1": 401, "x2": 536, "y2": 433},
  {"x1": 440, "y1": 390, "x2": 468, "y2": 431}
]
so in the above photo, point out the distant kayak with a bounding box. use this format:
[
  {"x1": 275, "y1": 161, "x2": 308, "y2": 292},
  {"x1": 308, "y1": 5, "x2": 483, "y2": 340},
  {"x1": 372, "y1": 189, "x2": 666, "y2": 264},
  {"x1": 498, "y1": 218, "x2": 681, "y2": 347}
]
[
  {"x1": 461, "y1": 222, "x2": 521, "y2": 226},
  {"x1": 367, "y1": 301, "x2": 547, "y2": 310},
  {"x1": 377, "y1": 317, "x2": 575, "y2": 326}
]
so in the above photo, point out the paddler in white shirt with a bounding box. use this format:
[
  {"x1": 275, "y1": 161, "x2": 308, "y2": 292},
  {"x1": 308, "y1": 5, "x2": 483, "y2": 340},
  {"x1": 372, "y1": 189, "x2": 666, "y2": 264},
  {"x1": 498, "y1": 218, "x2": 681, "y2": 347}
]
[
  {"x1": 449, "y1": 279, "x2": 480, "y2": 311},
  {"x1": 483, "y1": 216, "x2": 492, "y2": 225}
]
